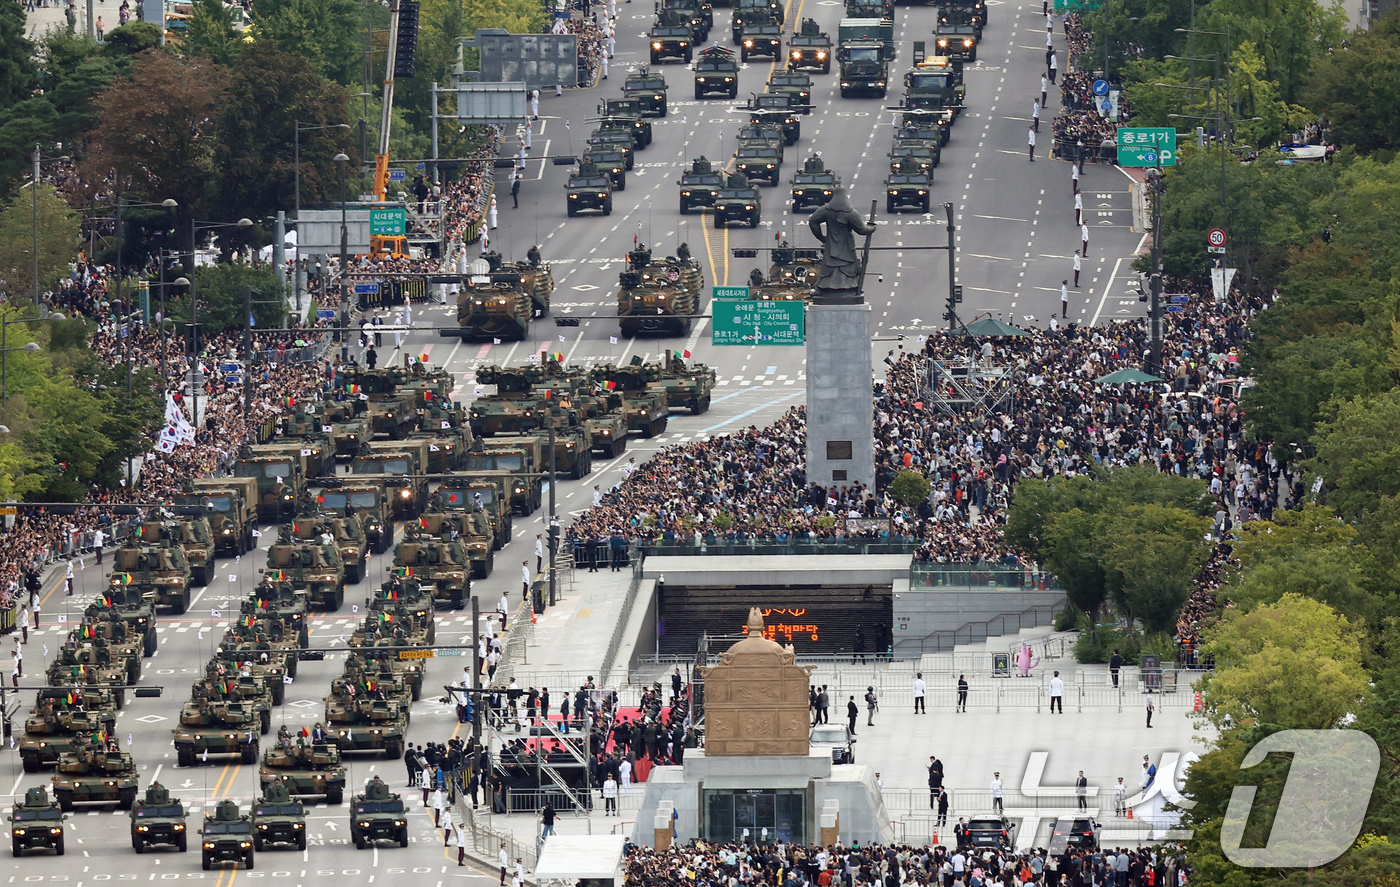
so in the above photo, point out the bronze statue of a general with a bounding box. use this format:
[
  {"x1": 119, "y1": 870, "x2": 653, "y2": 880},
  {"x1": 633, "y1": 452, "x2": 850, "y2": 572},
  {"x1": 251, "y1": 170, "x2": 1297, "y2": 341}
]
[{"x1": 808, "y1": 187, "x2": 876, "y2": 305}]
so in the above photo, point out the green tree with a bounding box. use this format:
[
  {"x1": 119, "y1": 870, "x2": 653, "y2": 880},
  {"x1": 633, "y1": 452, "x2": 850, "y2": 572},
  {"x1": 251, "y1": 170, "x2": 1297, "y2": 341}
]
[
  {"x1": 1305, "y1": 10, "x2": 1400, "y2": 153},
  {"x1": 0, "y1": 2, "x2": 35, "y2": 106},
  {"x1": 0, "y1": 183, "x2": 82, "y2": 304},
  {"x1": 1199, "y1": 594, "x2": 1368, "y2": 730},
  {"x1": 101, "y1": 22, "x2": 164, "y2": 58},
  {"x1": 1311, "y1": 389, "x2": 1400, "y2": 520},
  {"x1": 888, "y1": 470, "x2": 930, "y2": 507},
  {"x1": 250, "y1": 0, "x2": 363, "y2": 87},
  {"x1": 174, "y1": 264, "x2": 288, "y2": 335},
  {"x1": 1105, "y1": 504, "x2": 1212, "y2": 633},
  {"x1": 184, "y1": 0, "x2": 243, "y2": 65},
  {"x1": 1197, "y1": 0, "x2": 1346, "y2": 105}
]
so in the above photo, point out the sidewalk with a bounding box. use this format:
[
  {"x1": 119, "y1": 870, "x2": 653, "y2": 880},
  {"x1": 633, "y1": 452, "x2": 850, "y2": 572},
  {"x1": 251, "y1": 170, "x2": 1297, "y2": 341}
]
[{"x1": 509, "y1": 560, "x2": 640, "y2": 691}]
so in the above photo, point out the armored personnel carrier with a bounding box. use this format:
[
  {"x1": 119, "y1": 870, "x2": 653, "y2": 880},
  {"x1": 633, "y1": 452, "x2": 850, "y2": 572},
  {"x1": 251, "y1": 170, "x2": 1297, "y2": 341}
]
[
  {"x1": 452, "y1": 264, "x2": 554, "y2": 342},
  {"x1": 393, "y1": 528, "x2": 470, "y2": 609},
  {"x1": 111, "y1": 539, "x2": 193, "y2": 614},
  {"x1": 316, "y1": 482, "x2": 393, "y2": 554},
  {"x1": 470, "y1": 364, "x2": 546, "y2": 436},
  {"x1": 260, "y1": 741, "x2": 346, "y2": 805},
  {"x1": 791, "y1": 155, "x2": 840, "y2": 212},
  {"x1": 252, "y1": 779, "x2": 307, "y2": 851},
  {"x1": 340, "y1": 366, "x2": 422, "y2": 441},
  {"x1": 265, "y1": 531, "x2": 346, "y2": 611},
  {"x1": 323, "y1": 685, "x2": 409, "y2": 758},
  {"x1": 617, "y1": 244, "x2": 704, "y2": 336},
  {"x1": 657, "y1": 353, "x2": 717, "y2": 414},
  {"x1": 20, "y1": 689, "x2": 118, "y2": 772},
  {"x1": 678, "y1": 156, "x2": 725, "y2": 214},
  {"x1": 9, "y1": 786, "x2": 65, "y2": 856},
  {"x1": 52, "y1": 737, "x2": 139, "y2": 811},
  {"x1": 622, "y1": 67, "x2": 669, "y2": 116},
  {"x1": 200, "y1": 800, "x2": 254, "y2": 870},
  {"x1": 350, "y1": 777, "x2": 409, "y2": 849},
  {"x1": 130, "y1": 782, "x2": 188, "y2": 853},
  {"x1": 139, "y1": 517, "x2": 215, "y2": 587},
  {"x1": 172, "y1": 694, "x2": 263, "y2": 766},
  {"x1": 712, "y1": 171, "x2": 763, "y2": 228}
]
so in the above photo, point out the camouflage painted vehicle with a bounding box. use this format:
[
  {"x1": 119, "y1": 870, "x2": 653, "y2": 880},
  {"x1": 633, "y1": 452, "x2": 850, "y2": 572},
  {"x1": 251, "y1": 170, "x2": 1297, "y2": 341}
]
[
  {"x1": 323, "y1": 685, "x2": 409, "y2": 758},
  {"x1": 342, "y1": 366, "x2": 421, "y2": 440},
  {"x1": 450, "y1": 261, "x2": 554, "y2": 341},
  {"x1": 247, "y1": 579, "x2": 311, "y2": 645},
  {"x1": 617, "y1": 245, "x2": 704, "y2": 336},
  {"x1": 20, "y1": 689, "x2": 118, "y2": 772},
  {"x1": 337, "y1": 652, "x2": 415, "y2": 706},
  {"x1": 622, "y1": 67, "x2": 669, "y2": 116},
  {"x1": 349, "y1": 777, "x2": 409, "y2": 849},
  {"x1": 407, "y1": 423, "x2": 472, "y2": 473},
  {"x1": 252, "y1": 779, "x2": 306, "y2": 851},
  {"x1": 234, "y1": 449, "x2": 308, "y2": 522},
  {"x1": 176, "y1": 477, "x2": 258, "y2": 556},
  {"x1": 436, "y1": 480, "x2": 514, "y2": 549},
  {"x1": 172, "y1": 695, "x2": 261, "y2": 766},
  {"x1": 200, "y1": 800, "x2": 254, "y2": 870},
  {"x1": 129, "y1": 783, "x2": 188, "y2": 853},
  {"x1": 265, "y1": 530, "x2": 346, "y2": 611},
  {"x1": 592, "y1": 361, "x2": 672, "y2": 437},
  {"x1": 220, "y1": 606, "x2": 303, "y2": 680},
  {"x1": 259, "y1": 741, "x2": 346, "y2": 805},
  {"x1": 139, "y1": 517, "x2": 215, "y2": 587},
  {"x1": 467, "y1": 439, "x2": 547, "y2": 509},
  {"x1": 111, "y1": 540, "x2": 193, "y2": 614},
  {"x1": 287, "y1": 504, "x2": 368, "y2": 584},
  {"x1": 321, "y1": 400, "x2": 373, "y2": 461},
  {"x1": 191, "y1": 663, "x2": 273, "y2": 735},
  {"x1": 354, "y1": 638, "x2": 427, "y2": 702},
  {"x1": 655, "y1": 353, "x2": 716, "y2": 414},
  {"x1": 315, "y1": 482, "x2": 393, "y2": 555},
  {"x1": 405, "y1": 510, "x2": 494, "y2": 579},
  {"x1": 392, "y1": 528, "x2": 470, "y2": 609},
  {"x1": 351, "y1": 440, "x2": 430, "y2": 519},
  {"x1": 470, "y1": 364, "x2": 547, "y2": 437},
  {"x1": 51, "y1": 738, "x2": 139, "y2": 811},
  {"x1": 68, "y1": 616, "x2": 145, "y2": 682},
  {"x1": 46, "y1": 637, "x2": 136, "y2": 693},
  {"x1": 9, "y1": 786, "x2": 66, "y2": 856}
]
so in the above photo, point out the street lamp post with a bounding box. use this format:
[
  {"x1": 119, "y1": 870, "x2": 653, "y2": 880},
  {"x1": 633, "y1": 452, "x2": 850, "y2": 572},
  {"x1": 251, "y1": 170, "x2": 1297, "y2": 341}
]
[
  {"x1": 155, "y1": 275, "x2": 192, "y2": 380},
  {"x1": 294, "y1": 122, "x2": 352, "y2": 222},
  {"x1": 187, "y1": 219, "x2": 254, "y2": 437},
  {"x1": 30, "y1": 145, "x2": 70, "y2": 307},
  {"x1": 334, "y1": 153, "x2": 351, "y2": 363},
  {"x1": 113, "y1": 196, "x2": 178, "y2": 394}
]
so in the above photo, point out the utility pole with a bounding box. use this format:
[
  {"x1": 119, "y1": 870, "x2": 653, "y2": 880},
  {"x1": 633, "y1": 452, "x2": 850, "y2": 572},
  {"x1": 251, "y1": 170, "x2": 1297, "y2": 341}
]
[
  {"x1": 1146, "y1": 167, "x2": 1164, "y2": 375},
  {"x1": 471, "y1": 594, "x2": 482, "y2": 742},
  {"x1": 547, "y1": 421, "x2": 557, "y2": 607},
  {"x1": 943, "y1": 203, "x2": 960, "y2": 329}
]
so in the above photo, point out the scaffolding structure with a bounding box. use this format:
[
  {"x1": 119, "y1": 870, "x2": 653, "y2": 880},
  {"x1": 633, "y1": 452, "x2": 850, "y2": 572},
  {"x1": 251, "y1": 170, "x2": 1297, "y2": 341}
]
[{"x1": 917, "y1": 355, "x2": 1019, "y2": 417}]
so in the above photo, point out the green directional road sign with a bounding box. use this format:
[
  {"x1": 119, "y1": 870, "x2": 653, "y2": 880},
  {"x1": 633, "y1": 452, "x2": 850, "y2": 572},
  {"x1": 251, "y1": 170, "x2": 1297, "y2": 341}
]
[
  {"x1": 712, "y1": 285, "x2": 750, "y2": 300},
  {"x1": 712, "y1": 299, "x2": 805, "y2": 346},
  {"x1": 1116, "y1": 127, "x2": 1177, "y2": 167},
  {"x1": 369, "y1": 208, "x2": 407, "y2": 236}
]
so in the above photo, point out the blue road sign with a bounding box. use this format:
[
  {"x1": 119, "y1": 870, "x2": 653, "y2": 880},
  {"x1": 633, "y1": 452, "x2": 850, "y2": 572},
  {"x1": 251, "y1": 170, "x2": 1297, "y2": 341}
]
[
  {"x1": 219, "y1": 363, "x2": 240, "y2": 373},
  {"x1": 225, "y1": 376, "x2": 241, "y2": 384},
  {"x1": 316, "y1": 309, "x2": 337, "y2": 320},
  {"x1": 353, "y1": 283, "x2": 380, "y2": 295},
  {"x1": 388, "y1": 169, "x2": 407, "y2": 182},
  {"x1": 1166, "y1": 305, "x2": 1184, "y2": 313},
  {"x1": 1170, "y1": 295, "x2": 1189, "y2": 304},
  {"x1": 1092, "y1": 79, "x2": 1109, "y2": 96}
]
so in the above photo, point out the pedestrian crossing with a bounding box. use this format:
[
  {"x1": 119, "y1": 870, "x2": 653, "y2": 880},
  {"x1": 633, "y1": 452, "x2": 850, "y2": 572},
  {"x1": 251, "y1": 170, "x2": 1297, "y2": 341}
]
[{"x1": 714, "y1": 373, "x2": 805, "y2": 387}]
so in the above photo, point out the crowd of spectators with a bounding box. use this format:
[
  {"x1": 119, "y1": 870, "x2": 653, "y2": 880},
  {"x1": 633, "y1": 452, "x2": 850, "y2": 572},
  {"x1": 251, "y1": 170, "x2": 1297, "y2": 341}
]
[
  {"x1": 553, "y1": 16, "x2": 608, "y2": 84},
  {"x1": 620, "y1": 838, "x2": 1189, "y2": 887},
  {"x1": 1051, "y1": 14, "x2": 1132, "y2": 163}
]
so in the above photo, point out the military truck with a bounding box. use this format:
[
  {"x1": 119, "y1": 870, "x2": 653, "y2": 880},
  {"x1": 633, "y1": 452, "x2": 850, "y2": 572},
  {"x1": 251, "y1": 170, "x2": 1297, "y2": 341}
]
[
  {"x1": 9, "y1": 787, "x2": 66, "y2": 856},
  {"x1": 791, "y1": 155, "x2": 839, "y2": 212},
  {"x1": 20, "y1": 689, "x2": 118, "y2": 772},
  {"x1": 583, "y1": 146, "x2": 628, "y2": 190},
  {"x1": 712, "y1": 171, "x2": 763, "y2": 228},
  {"x1": 788, "y1": 18, "x2": 832, "y2": 72},
  {"x1": 464, "y1": 440, "x2": 545, "y2": 512},
  {"x1": 393, "y1": 529, "x2": 470, "y2": 609},
  {"x1": 941, "y1": 0, "x2": 986, "y2": 28},
  {"x1": 566, "y1": 162, "x2": 614, "y2": 217},
  {"x1": 408, "y1": 423, "x2": 472, "y2": 474},
  {"x1": 324, "y1": 686, "x2": 409, "y2": 758},
  {"x1": 248, "y1": 440, "x2": 331, "y2": 485},
  {"x1": 234, "y1": 451, "x2": 304, "y2": 522},
  {"x1": 252, "y1": 779, "x2": 307, "y2": 851},
  {"x1": 349, "y1": 778, "x2": 409, "y2": 849},
  {"x1": 177, "y1": 477, "x2": 258, "y2": 556},
  {"x1": 173, "y1": 693, "x2": 264, "y2": 766},
  {"x1": 130, "y1": 783, "x2": 188, "y2": 853},
  {"x1": 839, "y1": 43, "x2": 890, "y2": 96},
  {"x1": 200, "y1": 800, "x2": 254, "y2": 870},
  {"x1": 437, "y1": 479, "x2": 516, "y2": 547},
  {"x1": 111, "y1": 539, "x2": 193, "y2": 614},
  {"x1": 265, "y1": 531, "x2": 346, "y2": 610},
  {"x1": 593, "y1": 361, "x2": 672, "y2": 437},
  {"x1": 768, "y1": 71, "x2": 814, "y2": 110},
  {"x1": 352, "y1": 440, "x2": 430, "y2": 519},
  {"x1": 740, "y1": 22, "x2": 783, "y2": 60},
  {"x1": 840, "y1": 17, "x2": 895, "y2": 56},
  {"x1": 678, "y1": 157, "x2": 725, "y2": 214},
  {"x1": 622, "y1": 67, "x2": 669, "y2": 116},
  {"x1": 657, "y1": 354, "x2": 716, "y2": 414},
  {"x1": 316, "y1": 482, "x2": 393, "y2": 554},
  {"x1": 139, "y1": 517, "x2": 215, "y2": 587},
  {"x1": 934, "y1": 20, "x2": 979, "y2": 62},
  {"x1": 904, "y1": 62, "x2": 965, "y2": 119},
  {"x1": 846, "y1": 0, "x2": 893, "y2": 19},
  {"x1": 659, "y1": 0, "x2": 711, "y2": 33},
  {"x1": 260, "y1": 741, "x2": 347, "y2": 805},
  {"x1": 52, "y1": 738, "x2": 139, "y2": 811},
  {"x1": 617, "y1": 244, "x2": 705, "y2": 336},
  {"x1": 650, "y1": 21, "x2": 695, "y2": 63},
  {"x1": 694, "y1": 45, "x2": 739, "y2": 99}
]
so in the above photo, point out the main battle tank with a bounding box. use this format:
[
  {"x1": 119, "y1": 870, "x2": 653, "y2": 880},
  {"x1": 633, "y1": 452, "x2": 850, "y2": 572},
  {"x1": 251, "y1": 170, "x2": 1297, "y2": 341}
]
[
  {"x1": 259, "y1": 740, "x2": 346, "y2": 805},
  {"x1": 322, "y1": 682, "x2": 409, "y2": 759},
  {"x1": 617, "y1": 244, "x2": 704, "y2": 336},
  {"x1": 51, "y1": 737, "x2": 139, "y2": 811},
  {"x1": 20, "y1": 689, "x2": 118, "y2": 772},
  {"x1": 171, "y1": 694, "x2": 262, "y2": 767}
]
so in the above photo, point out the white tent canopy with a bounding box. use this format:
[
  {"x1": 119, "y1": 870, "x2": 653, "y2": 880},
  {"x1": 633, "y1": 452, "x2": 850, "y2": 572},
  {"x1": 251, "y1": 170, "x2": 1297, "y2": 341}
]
[{"x1": 534, "y1": 835, "x2": 627, "y2": 885}]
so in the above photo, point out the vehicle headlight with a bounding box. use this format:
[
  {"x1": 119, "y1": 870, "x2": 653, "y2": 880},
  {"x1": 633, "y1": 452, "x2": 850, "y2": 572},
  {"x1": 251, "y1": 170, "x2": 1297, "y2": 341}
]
[
  {"x1": 744, "y1": 39, "x2": 753, "y2": 46},
  {"x1": 12, "y1": 829, "x2": 22, "y2": 837},
  {"x1": 50, "y1": 827, "x2": 62, "y2": 834},
  {"x1": 175, "y1": 823, "x2": 185, "y2": 830},
  {"x1": 653, "y1": 41, "x2": 662, "y2": 48},
  {"x1": 138, "y1": 825, "x2": 150, "y2": 831},
  {"x1": 240, "y1": 841, "x2": 251, "y2": 848},
  {"x1": 817, "y1": 51, "x2": 827, "y2": 58},
  {"x1": 293, "y1": 822, "x2": 304, "y2": 829},
  {"x1": 204, "y1": 842, "x2": 215, "y2": 850}
]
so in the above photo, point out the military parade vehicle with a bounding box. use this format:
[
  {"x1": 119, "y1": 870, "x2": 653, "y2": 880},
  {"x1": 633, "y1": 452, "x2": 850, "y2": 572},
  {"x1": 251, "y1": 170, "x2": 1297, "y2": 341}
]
[
  {"x1": 655, "y1": 354, "x2": 716, "y2": 414},
  {"x1": 583, "y1": 145, "x2": 629, "y2": 190},
  {"x1": 694, "y1": 45, "x2": 739, "y2": 99},
  {"x1": 732, "y1": 0, "x2": 783, "y2": 41},
  {"x1": 768, "y1": 70, "x2": 814, "y2": 110},
  {"x1": 469, "y1": 364, "x2": 547, "y2": 436},
  {"x1": 940, "y1": 0, "x2": 985, "y2": 31},
  {"x1": 252, "y1": 779, "x2": 307, "y2": 851},
  {"x1": 659, "y1": 0, "x2": 711, "y2": 33},
  {"x1": 622, "y1": 67, "x2": 669, "y2": 116},
  {"x1": 788, "y1": 18, "x2": 832, "y2": 72},
  {"x1": 269, "y1": 419, "x2": 336, "y2": 477},
  {"x1": 903, "y1": 61, "x2": 965, "y2": 121},
  {"x1": 408, "y1": 421, "x2": 472, "y2": 475},
  {"x1": 288, "y1": 504, "x2": 368, "y2": 583},
  {"x1": 48, "y1": 631, "x2": 139, "y2": 688},
  {"x1": 846, "y1": 0, "x2": 893, "y2": 19},
  {"x1": 260, "y1": 741, "x2": 346, "y2": 805},
  {"x1": 896, "y1": 106, "x2": 955, "y2": 152},
  {"x1": 617, "y1": 244, "x2": 704, "y2": 335},
  {"x1": 587, "y1": 127, "x2": 636, "y2": 168},
  {"x1": 747, "y1": 93, "x2": 804, "y2": 144},
  {"x1": 839, "y1": 43, "x2": 891, "y2": 97},
  {"x1": 935, "y1": 18, "x2": 979, "y2": 61},
  {"x1": 452, "y1": 265, "x2": 551, "y2": 341},
  {"x1": 740, "y1": 21, "x2": 783, "y2": 60},
  {"x1": 248, "y1": 575, "x2": 312, "y2": 641},
  {"x1": 791, "y1": 155, "x2": 840, "y2": 212},
  {"x1": 678, "y1": 156, "x2": 725, "y2": 213},
  {"x1": 592, "y1": 361, "x2": 673, "y2": 437},
  {"x1": 338, "y1": 648, "x2": 417, "y2": 706},
  {"x1": 191, "y1": 662, "x2": 275, "y2": 733},
  {"x1": 9, "y1": 787, "x2": 66, "y2": 856},
  {"x1": 139, "y1": 517, "x2": 214, "y2": 587},
  {"x1": 200, "y1": 800, "x2": 254, "y2": 870},
  {"x1": 353, "y1": 437, "x2": 434, "y2": 518},
  {"x1": 100, "y1": 584, "x2": 158, "y2": 659},
  {"x1": 316, "y1": 482, "x2": 393, "y2": 554},
  {"x1": 413, "y1": 510, "x2": 491, "y2": 579},
  {"x1": 20, "y1": 689, "x2": 118, "y2": 772},
  {"x1": 650, "y1": 20, "x2": 695, "y2": 63},
  {"x1": 265, "y1": 530, "x2": 346, "y2": 610},
  {"x1": 712, "y1": 171, "x2": 763, "y2": 228},
  {"x1": 72, "y1": 614, "x2": 146, "y2": 681},
  {"x1": 599, "y1": 97, "x2": 656, "y2": 146},
  {"x1": 437, "y1": 478, "x2": 516, "y2": 546},
  {"x1": 323, "y1": 679, "x2": 409, "y2": 758},
  {"x1": 561, "y1": 389, "x2": 631, "y2": 460},
  {"x1": 341, "y1": 365, "x2": 422, "y2": 440},
  {"x1": 177, "y1": 477, "x2": 258, "y2": 556},
  {"x1": 350, "y1": 777, "x2": 409, "y2": 849},
  {"x1": 322, "y1": 400, "x2": 373, "y2": 461},
  {"x1": 566, "y1": 161, "x2": 615, "y2": 217},
  {"x1": 130, "y1": 783, "x2": 188, "y2": 853},
  {"x1": 393, "y1": 529, "x2": 470, "y2": 609},
  {"x1": 110, "y1": 538, "x2": 193, "y2": 614},
  {"x1": 234, "y1": 450, "x2": 304, "y2": 522},
  {"x1": 886, "y1": 164, "x2": 933, "y2": 213},
  {"x1": 221, "y1": 605, "x2": 302, "y2": 677},
  {"x1": 464, "y1": 440, "x2": 546, "y2": 512},
  {"x1": 51, "y1": 737, "x2": 139, "y2": 811},
  {"x1": 889, "y1": 134, "x2": 941, "y2": 172}
]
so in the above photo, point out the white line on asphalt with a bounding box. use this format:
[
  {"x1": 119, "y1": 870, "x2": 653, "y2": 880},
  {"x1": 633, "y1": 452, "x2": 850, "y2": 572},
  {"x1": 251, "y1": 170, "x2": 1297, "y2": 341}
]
[{"x1": 1091, "y1": 256, "x2": 1127, "y2": 326}]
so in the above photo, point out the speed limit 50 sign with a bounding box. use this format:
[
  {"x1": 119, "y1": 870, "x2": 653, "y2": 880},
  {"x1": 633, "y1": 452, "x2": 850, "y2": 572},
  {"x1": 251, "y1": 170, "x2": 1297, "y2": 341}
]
[{"x1": 1207, "y1": 228, "x2": 1227, "y2": 247}]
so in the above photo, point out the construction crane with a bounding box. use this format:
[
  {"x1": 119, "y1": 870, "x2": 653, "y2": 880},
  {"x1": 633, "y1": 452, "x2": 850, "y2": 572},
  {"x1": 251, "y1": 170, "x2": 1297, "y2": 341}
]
[{"x1": 371, "y1": 0, "x2": 416, "y2": 258}]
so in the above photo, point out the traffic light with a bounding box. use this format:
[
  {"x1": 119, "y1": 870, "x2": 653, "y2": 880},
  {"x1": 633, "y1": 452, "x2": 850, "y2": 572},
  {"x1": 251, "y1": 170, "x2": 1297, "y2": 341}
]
[{"x1": 394, "y1": 0, "x2": 420, "y2": 79}]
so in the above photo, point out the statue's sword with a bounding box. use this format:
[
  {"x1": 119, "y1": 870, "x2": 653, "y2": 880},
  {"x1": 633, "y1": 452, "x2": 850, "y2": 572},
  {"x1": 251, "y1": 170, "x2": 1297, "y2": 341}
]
[{"x1": 855, "y1": 200, "x2": 878, "y2": 298}]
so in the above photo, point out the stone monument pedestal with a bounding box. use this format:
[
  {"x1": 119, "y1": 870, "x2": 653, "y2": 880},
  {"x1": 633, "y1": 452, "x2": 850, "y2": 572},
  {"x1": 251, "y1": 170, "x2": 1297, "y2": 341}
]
[{"x1": 805, "y1": 302, "x2": 874, "y2": 489}]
